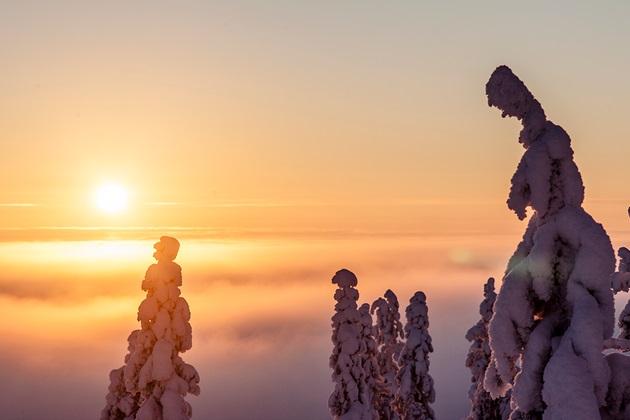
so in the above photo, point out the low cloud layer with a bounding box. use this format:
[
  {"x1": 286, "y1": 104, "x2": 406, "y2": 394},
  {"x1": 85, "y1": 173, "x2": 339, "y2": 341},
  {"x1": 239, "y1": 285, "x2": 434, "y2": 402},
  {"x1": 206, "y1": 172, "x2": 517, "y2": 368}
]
[{"x1": 0, "y1": 232, "x2": 562, "y2": 419}]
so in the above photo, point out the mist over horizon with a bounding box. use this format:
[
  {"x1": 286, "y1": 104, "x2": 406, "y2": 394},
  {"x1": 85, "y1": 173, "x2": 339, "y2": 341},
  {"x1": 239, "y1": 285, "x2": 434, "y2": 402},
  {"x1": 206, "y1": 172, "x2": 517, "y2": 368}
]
[{"x1": 0, "y1": 233, "x2": 517, "y2": 419}]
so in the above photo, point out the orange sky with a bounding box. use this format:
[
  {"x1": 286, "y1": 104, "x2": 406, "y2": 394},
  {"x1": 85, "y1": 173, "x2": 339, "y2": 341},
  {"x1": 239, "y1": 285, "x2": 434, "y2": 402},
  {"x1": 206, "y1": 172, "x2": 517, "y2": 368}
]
[
  {"x1": 1, "y1": 1, "x2": 630, "y2": 419},
  {"x1": 1, "y1": 2, "x2": 629, "y2": 236}
]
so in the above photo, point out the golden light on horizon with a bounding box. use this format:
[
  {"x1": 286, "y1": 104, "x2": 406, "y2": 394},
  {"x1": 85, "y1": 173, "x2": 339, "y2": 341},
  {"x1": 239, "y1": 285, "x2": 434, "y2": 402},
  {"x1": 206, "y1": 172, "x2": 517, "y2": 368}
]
[{"x1": 94, "y1": 183, "x2": 129, "y2": 213}]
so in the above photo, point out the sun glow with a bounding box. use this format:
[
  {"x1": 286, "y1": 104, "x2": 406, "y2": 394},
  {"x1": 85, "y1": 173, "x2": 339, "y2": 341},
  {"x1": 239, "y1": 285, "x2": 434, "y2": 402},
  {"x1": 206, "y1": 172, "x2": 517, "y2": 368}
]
[{"x1": 95, "y1": 184, "x2": 129, "y2": 213}]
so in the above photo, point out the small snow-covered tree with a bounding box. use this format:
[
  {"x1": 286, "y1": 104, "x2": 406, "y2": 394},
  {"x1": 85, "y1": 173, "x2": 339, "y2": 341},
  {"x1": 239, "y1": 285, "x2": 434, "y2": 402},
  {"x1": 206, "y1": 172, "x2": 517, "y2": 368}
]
[
  {"x1": 358, "y1": 303, "x2": 383, "y2": 419},
  {"x1": 104, "y1": 236, "x2": 200, "y2": 420},
  {"x1": 371, "y1": 289, "x2": 404, "y2": 418},
  {"x1": 465, "y1": 278, "x2": 511, "y2": 420},
  {"x1": 602, "y1": 220, "x2": 630, "y2": 419},
  {"x1": 329, "y1": 269, "x2": 372, "y2": 419},
  {"x1": 483, "y1": 66, "x2": 616, "y2": 419},
  {"x1": 392, "y1": 291, "x2": 435, "y2": 420},
  {"x1": 611, "y1": 236, "x2": 630, "y2": 340}
]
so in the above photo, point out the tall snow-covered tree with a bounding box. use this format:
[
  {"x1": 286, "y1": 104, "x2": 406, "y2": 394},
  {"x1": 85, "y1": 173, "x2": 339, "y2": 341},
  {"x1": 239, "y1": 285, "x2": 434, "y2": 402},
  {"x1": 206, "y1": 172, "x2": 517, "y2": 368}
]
[
  {"x1": 371, "y1": 289, "x2": 404, "y2": 418},
  {"x1": 465, "y1": 278, "x2": 511, "y2": 420},
  {"x1": 392, "y1": 291, "x2": 435, "y2": 420},
  {"x1": 329, "y1": 269, "x2": 372, "y2": 420},
  {"x1": 483, "y1": 65, "x2": 616, "y2": 419},
  {"x1": 103, "y1": 237, "x2": 200, "y2": 420}
]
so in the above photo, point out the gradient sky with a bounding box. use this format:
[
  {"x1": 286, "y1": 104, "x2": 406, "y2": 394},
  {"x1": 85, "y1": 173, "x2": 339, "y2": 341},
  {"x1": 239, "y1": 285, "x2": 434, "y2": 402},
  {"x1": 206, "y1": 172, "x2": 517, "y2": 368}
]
[{"x1": 1, "y1": 1, "x2": 630, "y2": 419}]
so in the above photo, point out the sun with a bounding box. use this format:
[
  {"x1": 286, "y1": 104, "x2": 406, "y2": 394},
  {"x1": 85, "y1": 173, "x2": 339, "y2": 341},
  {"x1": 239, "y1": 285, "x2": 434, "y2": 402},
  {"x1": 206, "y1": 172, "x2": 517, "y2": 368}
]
[{"x1": 95, "y1": 184, "x2": 129, "y2": 213}]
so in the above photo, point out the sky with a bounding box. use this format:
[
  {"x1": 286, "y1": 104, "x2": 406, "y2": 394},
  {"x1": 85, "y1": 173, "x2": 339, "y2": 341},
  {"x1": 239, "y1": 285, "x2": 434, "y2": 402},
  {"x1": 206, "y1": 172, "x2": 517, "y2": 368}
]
[{"x1": 1, "y1": 1, "x2": 630, "y2": 419}]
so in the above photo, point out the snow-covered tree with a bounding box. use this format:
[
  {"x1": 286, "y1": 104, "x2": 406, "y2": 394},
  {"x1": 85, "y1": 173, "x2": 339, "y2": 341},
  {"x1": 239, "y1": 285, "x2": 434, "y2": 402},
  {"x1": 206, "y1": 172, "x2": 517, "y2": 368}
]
[
  {"x1": 358, "y1": 303, "x2": 382, "y2": 419},
  {"x1": 483, "y1": 65, "x2": 616, "y2": 419},
  {"x1": 103, "y1": 236, "x2": 200, "y2": 420},
  {"x1": 465, "y1": 278, "x2": 511, "y2": 420},
  {"x1": 371, "y1": 289, "x2": 404, "y2": 418},
  {"x1": 329, "y1": 269, "x2": 372, "y2": 420},
  {"x1": 602, "y1": 218, "x2": 630, "y2": 419},
  {"x1": 392, "y1": 291, "x2": 435, "y2": 420},
  {"x1": 611, "y1": 231, "x2": 630, "y2": 340}
]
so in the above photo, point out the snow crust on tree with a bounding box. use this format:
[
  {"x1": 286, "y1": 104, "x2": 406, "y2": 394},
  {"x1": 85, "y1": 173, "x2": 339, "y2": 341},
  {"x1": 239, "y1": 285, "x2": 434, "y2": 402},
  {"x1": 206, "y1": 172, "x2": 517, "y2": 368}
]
[
  {"x1": 465, "y1": 278, "x2": 511, "y2": 420},
  {"x1": 329, "y1": 269, "x2": 372, "y2": 420},
  {"x1": 371, "y1": 289, "x2": 404, "y2": 419},
  {"x1": 483, "y1": 66, "x2": 616, "y2": 419},
  {"x1": 392, "y1": 291, "x2": 435, "y2": 420},
  {"x1": 103, "y1": 237, "x2": 200, "y2": 420}
]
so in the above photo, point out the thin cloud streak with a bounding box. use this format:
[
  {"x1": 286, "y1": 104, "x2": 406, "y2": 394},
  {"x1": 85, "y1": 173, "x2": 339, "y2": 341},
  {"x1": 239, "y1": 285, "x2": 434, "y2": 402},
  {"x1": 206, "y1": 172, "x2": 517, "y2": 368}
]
[
  {"x1": 142, "y1": 198, "x2": 513, "y2": 208},
  {"x1": 0, "y1": 203, "x2": 40, "y2": 207},
  {"x1": 0, "y1": 226, "x2": 524, "y2": 242}
]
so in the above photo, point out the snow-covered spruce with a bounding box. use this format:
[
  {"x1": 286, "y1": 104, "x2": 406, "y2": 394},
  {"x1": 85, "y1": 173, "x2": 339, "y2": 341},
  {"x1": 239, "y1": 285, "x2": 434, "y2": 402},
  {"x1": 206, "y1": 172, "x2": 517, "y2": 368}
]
[
  {"x1": 484, "y1": 66, "x2": 615, "y2": 419},
  {"x1": 465, "y1": 278, "x2": 510, "y2": 420},
  {"x1": 392, "y1": 291, "x2": 435, "y2": 420},
  {"x1": 371, "y1": 289, "x2": 404, "y2": 418},
  {"x1": 104, "y1": 237, "x2": 200, "y2": 420},
  {"x1": 329, "y1": 269, "x2": 373, "y2": 419}
]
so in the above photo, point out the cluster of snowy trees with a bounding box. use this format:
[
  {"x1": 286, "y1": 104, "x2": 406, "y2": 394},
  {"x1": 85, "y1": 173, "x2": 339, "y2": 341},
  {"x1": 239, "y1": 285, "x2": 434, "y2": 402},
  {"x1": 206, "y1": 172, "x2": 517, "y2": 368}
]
[
  {"x1": 102, "y1": 236, "x2": 200, "y2": 420},
  {"x1": 331, "y1": 66, "x2": 630, "y2": 420},
  {"x1": 329, "y1": 269, "x2": 435, "y2": 419}
]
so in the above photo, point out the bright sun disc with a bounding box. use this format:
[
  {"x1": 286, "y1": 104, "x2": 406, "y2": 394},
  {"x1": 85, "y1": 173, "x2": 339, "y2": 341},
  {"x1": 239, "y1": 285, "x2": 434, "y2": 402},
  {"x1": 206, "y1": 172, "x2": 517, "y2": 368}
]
[{"x1": 95, "y1": 184, "x2": 128, "y2": 213}]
